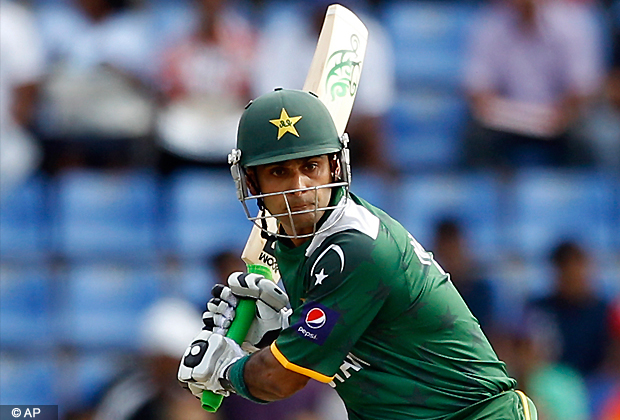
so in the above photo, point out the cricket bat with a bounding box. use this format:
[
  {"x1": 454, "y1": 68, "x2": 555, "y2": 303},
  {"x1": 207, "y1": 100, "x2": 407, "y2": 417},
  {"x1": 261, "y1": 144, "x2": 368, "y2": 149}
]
[{"x1": 201, "y1": 4, "x2": 368, "y2": 412}]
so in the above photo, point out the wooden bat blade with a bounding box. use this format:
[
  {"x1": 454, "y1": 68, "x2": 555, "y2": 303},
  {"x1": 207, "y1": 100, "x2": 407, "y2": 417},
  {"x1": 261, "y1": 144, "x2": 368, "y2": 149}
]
[
  {"x1": 303, "y1": 4, "x2": 368, "y2": 136},
  {"x1": 241, "y1": 212, "x2": 281, "y2": 282}
]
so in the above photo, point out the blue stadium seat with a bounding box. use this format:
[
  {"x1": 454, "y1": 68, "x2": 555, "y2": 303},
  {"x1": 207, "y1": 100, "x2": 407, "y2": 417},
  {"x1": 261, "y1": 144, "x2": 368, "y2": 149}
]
[
  {"x1": 382, "y1": 1, "x2": 479, "y2": 90},
  {"x1": 59, "y1": 263, "x2": 162, "y2": 349},
  {"x1": 0, "y1": 353, "x2": 57, "y2": 405},
  {"x1": 387, "y1": 93, "x2": 467, "y2": 170},
  {"x1": 0, "y1": 174, "x2": 47, "y2": 259},
  {"x1": 174, "y1": 260, "x2": 219, "y2": 308},
  {"x1": 614, "y1": 176, "x2": 620, "y2": 252},
  {"x1": 393, "y1": 173, "x2": 501, "y2": 262},
  {"x1": 598, "y1": 255, "x2": 620, "y2": 300},
  {"x1": 487, "y1": 259, "x2": 554, "y2": 326},
  {"x1": 52, "y1": 170, "x2": 158, "y2": 259},
  {"x1": 349, "y1": 170, "x2": 395, "y2": 214},
  {"x1": 0, "y1": 264, "x2": 55, "y2": 349},
  {"x1": 165, "y1": 170, "x2": 249, "y2": 259},
  {"x1": 506, "y1": 170, "x2": 617, "y2": 259},
  {"x1": 381, "y1": 1, "x2": 477, "y2": 171},
  {"x1": 56, "y1": 351, "x2": 125, "y2": 412}
]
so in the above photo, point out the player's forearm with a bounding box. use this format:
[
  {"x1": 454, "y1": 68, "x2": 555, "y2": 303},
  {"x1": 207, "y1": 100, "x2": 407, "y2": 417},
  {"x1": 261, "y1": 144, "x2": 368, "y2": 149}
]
[{"x1": 243, "y1": 347, "x2": 310, "y2": 401}]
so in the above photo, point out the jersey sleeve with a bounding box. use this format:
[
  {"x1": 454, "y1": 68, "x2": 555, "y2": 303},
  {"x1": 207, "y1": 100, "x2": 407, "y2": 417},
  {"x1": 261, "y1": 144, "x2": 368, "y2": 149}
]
[{"x1": 272, "y1": 230, "x2": 392, "y2": 382}]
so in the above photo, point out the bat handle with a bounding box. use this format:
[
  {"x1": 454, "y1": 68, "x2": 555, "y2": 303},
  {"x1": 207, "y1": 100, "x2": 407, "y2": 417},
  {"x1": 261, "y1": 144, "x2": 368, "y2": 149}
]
[{"x1": 201, "y1": 264, "x2": 274, "y2": 412}]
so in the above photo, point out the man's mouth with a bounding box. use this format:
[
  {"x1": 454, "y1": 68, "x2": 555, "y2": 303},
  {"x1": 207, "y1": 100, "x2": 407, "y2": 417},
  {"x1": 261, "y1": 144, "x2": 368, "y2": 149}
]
[{"x1": 289, "y1": 203, "x2": 316, "y2": 213}]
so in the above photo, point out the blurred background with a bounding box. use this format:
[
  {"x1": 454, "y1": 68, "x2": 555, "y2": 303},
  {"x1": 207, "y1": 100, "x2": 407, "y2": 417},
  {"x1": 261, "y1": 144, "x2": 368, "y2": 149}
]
[{"x1": 0, "y1": 0, "x2": 618, "y2": 419}]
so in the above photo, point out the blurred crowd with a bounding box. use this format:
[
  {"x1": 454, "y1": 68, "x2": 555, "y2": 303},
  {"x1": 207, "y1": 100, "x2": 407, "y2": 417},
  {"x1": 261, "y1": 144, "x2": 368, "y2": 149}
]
[{"x1": 1, "y1": 0, "x2": 619, "y2": 419}]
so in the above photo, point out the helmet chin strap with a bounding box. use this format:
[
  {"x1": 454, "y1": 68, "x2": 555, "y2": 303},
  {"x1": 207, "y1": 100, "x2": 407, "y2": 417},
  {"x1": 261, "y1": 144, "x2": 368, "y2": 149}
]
[
  {"x1": 245, "y1": 169, "x2": 274, "y2": 240},
  {"x1": 260, "y1": 211, "x2": 273, "y2": 240}
]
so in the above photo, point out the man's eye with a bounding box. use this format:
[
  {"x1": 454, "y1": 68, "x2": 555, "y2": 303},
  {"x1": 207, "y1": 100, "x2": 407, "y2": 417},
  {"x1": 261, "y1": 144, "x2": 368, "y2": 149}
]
[
  {"x1": 271, "y1": 168, "x2": 286, "y2": 177},
  {"x1": 305, "y1": 163, "x2": 318, "y2": 171}
]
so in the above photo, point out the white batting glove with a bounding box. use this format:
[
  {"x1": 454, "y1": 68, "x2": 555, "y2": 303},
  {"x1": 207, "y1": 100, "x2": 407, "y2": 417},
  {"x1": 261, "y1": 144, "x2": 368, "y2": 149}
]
[
  {"x1": 227, "y1": 272, "x2": 292, "y2": 349},
  {"x1": 202, "y1": 284, "x2": 239, "y2": 335},
  {"x1": 178, "y1": 330, "x2": 246, "y2": 397}
]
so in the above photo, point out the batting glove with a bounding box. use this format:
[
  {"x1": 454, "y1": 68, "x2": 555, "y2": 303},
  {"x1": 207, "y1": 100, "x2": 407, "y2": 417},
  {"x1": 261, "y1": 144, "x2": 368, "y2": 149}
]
[
  {"x1": 202, "y1": 284, "x2": 239, "y2": 335},
  {"x1": 178, "y1": 330, "x2": 246, "y2": 397},
  {"x1": 227, "y1": 272, "x2": 292, "y2": 349}
]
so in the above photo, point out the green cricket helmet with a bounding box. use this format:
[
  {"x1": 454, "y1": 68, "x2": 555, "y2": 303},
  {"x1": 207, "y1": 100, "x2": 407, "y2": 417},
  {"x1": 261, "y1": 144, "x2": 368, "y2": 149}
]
[
  {"x1": 237, "y1": 88, "x2": 342, "y2": 166},
  {"x1": 228, "y1": 88, "x2": 351, "y2": 239}
]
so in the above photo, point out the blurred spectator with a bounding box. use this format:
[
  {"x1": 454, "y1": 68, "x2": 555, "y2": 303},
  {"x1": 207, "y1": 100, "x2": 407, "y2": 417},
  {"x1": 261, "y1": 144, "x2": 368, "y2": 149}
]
[
  {"x1": 491, "y1": 293, "x2": 591, "y2": 420},
  {"x1": 90, "y1": 298, "x2": 218, "y2": 420},
  {"x1": 463, "y1": 0, "x2": 604, "y2": 169},
  {"x1": 522, "y1": 321, "x2": 590, "y2": 420},
  {"x1": 251, "y1": 0, "x2": 396, "y2": 176},
  {"x1": 35, "y1": 0, "x2": 157, "y2": 171},
  {"x1": 155, "y1": 0, "x2": 255, "y2": 172},
  {"x1": 0, "y1": 0, "x2": 45, "y2": 192},
  {"x1": 432, "y1": 219, "x2": 496, "y2": 329},
  {"x1": 602, "y1": 395, "x2": 620, "y2": 420},
  {"x1": 588, "y1": 297, "x2": 620, "y2": 420},
  {"x1": 525, "y1": 241, "x2": 611, "y2": 377},
  {"x1": 490, "y1": 315, "x2": 590, "y2": 420}
]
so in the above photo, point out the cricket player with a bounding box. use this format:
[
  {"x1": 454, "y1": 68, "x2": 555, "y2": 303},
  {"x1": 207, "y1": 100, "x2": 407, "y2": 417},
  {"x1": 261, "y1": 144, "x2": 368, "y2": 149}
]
[{"x1": 178, "y1": 89, "x2": 537, "y2": 420}]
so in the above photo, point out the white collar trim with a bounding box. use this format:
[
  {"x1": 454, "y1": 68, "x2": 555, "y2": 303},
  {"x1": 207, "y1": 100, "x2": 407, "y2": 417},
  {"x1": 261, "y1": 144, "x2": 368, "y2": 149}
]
[{"x1": 305, "y1": 197, "x2": 380, "y2": 257}]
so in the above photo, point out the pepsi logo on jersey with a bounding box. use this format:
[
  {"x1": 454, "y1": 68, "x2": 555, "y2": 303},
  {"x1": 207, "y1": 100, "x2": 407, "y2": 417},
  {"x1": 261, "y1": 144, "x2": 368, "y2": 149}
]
[
  {"x1": 306, "y1": 308, "x2": 327, "y2": 329},
  {"x1": 295, "y1": 302, "x2": 340, "y2": 345}
]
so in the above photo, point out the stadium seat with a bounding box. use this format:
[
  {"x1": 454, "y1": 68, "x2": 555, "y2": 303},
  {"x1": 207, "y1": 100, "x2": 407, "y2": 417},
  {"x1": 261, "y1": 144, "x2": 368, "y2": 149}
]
[
  {"x1": 55, "y1": 351, "x2": 125, "y2": 412},
  {"x1": 165, "y1": 169, "x2": 249, "y2": 259},
  {"x1": 506, "y1": 169, "x2": 617, "y2": 259},
  {"x1": 52, "y1": 169, "x2": 159, "y2": 259},
  {"x1": 349, "y1": 170, "x2": 395, "y2": 214},
  {"x1": 59, "y1": 263, "x2": 162, "y2": 349},
  {"x1": 598, "y1": 255, "x2": 620, "y2": 300},
  {"x1": 0, "y1": 353, "x2": 57, "y2": 405},
  {"x1": 0, "y1": 264, "x2": 55, "y2": 349},
  {"x1": 381, "y1": 1, "x2": 478, "y2": 171},
  {"x1": 173, "y1": 259, "x2": 219, "y2": 308},
  {"x1": 0, "y1": 174, "x2": 47, "y2": 259},
  {"x1": 614, "y1": 176, "x2": 620, "y2": 252},
  {"x1": 393, "y1": 173, "x2": 502, "y2": 263},
  {"x1": 487, "y1": 259, "x2": 554, "y2": 326},
  {"x1": 382, "y1": 1, "x2": 479, "y2": 90},
  {"x1": 387, "y1": 92, "x2": 467, "y2": 170}
]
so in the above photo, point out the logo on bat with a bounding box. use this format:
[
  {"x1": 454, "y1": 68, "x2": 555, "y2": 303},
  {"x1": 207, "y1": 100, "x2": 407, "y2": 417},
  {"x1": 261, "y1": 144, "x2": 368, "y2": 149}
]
[
  {"x1": 306, "y1": 308, "x2": 327, "y2": 329},
  {"x1": 325, "y1": 34, "x2": 363, "y2": 101}
]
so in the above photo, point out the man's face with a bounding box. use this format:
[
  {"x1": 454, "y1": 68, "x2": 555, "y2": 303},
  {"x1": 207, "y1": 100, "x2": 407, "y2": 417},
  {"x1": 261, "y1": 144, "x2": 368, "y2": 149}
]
[{"x1": 253, "y1": 155, "x2": 333, "y2": 238}]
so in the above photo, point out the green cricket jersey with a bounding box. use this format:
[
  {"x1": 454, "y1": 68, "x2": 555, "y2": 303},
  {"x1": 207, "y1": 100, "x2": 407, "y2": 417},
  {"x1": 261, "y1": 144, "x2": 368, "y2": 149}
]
[{"x1": 270, "y1": 190, "x2": 517, "y2": 420}]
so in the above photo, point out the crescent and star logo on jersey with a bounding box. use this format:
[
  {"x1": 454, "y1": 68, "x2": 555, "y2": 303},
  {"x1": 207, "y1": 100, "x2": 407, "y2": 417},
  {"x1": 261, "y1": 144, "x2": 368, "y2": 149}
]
[
  {"x1": 295, "y1": 303, "x2": 340, "y2": 345},
  {"x1": 310, "y1": 244, "x2": 345, "y2": 287}
]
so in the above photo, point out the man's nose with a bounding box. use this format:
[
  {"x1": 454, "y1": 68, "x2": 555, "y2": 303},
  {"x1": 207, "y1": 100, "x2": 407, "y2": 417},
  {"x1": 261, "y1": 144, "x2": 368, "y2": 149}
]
[{"x1": 288, "y1": 171, "x2": 310, "y2": 195}]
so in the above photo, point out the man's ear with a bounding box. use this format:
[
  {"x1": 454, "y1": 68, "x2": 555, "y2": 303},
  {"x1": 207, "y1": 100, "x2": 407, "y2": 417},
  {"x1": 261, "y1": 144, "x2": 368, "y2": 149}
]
[{"x1": 246, "y1": 168, "x2": 260, "y2": 195}]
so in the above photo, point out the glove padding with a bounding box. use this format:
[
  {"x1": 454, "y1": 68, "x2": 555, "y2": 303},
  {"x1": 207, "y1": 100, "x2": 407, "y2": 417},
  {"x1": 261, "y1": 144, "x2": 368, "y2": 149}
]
[
  {"x1": 178, "y1": 330, "x2": 246, "y2": 397},
  {"x1": 202, "y1": 284, "x2": 238, "y2": 335},
  {"x1": 229, "y1": 272, "x2": 291, "y2": 348},
  {"x1": 204, "y1": 272, "x2": 291, "y2": 349}
]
